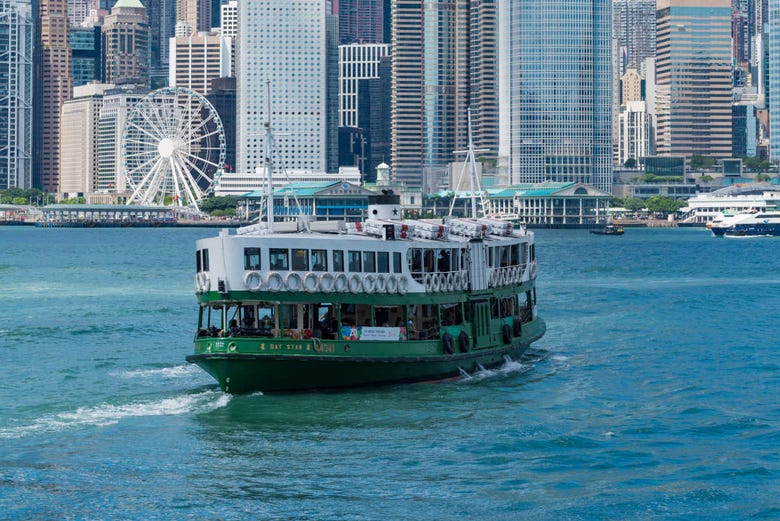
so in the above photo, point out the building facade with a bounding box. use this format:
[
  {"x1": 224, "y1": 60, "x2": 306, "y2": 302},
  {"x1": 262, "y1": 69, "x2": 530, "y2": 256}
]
[
  {"x1": 35, "y1": 0, "x2": 73, "y2": 192},
  {"x1": 338, "y1": 0, "x2": 384, "y2": 44},
  {"x1": 176, "y1": 0, "x2": 210, "y2": 34},
  {"x1": 101, "y1": 0, "x2": 149, "y2": 87},
  {"x1": 96, "y1": 86, "x2": 146, "y2": 195},
  {"x1": 469, "y1": 0, "x2": 499, "y2": 159},
  {"x1": 168, "y1": 32, "x2": 230, "y2": 94},
  {"x1": 60, "y1": 83, "x2": 114, "y2": 197},
  {"x1": 618, "y1": 101, "x2": 651, "y2": 165},
  {"x1": 0, "y1": 0, "x2": 33, "y2": 190},
  {"x1": 237, "y1": 0, "x2": 328, "y2": 174},
  {"x1": 498, "y1": 0, "x2": 613, "y2": 192},
  {"x1": 769, "y1": 0, "x2": 780, "y2": 160},
  {"x1": 338, "y1": 43, "x2": 389, "y2": 128},
  {"x1": 655, "y1": 0, "x2": 732, "y2": 158},
  {"x1": 612, "y1": 0, "x2": 656, "y2": 75},
  {"x1": 146, "y1": 0, "x2": 176, "y2": 88},
  {"x1": 391, "y1": 0, "x2": 470, "y2": 191},
  {"x1": 70, "y1": 25, "x2": 101, "y2": 86}
]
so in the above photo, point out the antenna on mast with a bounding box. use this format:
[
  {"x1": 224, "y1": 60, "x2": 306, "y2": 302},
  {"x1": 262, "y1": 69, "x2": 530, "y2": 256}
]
[{"x1": 450, "y1": 107, "x2": 489, "y2": 218}]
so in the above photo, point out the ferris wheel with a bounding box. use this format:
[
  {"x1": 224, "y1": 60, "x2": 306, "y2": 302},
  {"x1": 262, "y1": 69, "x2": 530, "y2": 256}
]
[{"x1": 122, "y1": 87, "x2": 226, "y2": 210}]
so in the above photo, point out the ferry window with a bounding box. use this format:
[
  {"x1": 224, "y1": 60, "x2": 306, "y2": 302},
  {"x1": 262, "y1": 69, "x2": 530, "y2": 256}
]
[
  {"x1": 348, "y1": 250, "x2": 362, "y2": 272},
  {"x1": 377, "y1": 251, "x2": 389, "y2": 273},
  {"x1": 423, "y1": 249, "x2": 435, "y2": 272},
  {"x1": 269, "y1": 248, "x2": 289, "y2": 270},
  {"x1": 511, "y1": 245, "x2": 520, "y2": 266},
  {"x1": 312, "y1": 249, "x2": 328, "y2": 271},
  {"x1": 530, "y1": 244, "x2": 536, "y2": 261},
  {"x1": 500, "y1": 246, "x2": 510, "y2": 267},
  {"x1": 196, "y1": 250, "x2": 202, "y2": 272},
  {"x1": 244, "y1": 247, "x2": 262, "y2": 270},
  {"x1": 437, "y1": 249, "x2": 451, "y2": 272},
  {"x1": 292, "y1": 249, "x2": 309, "y2": 271},
  {"x1": 202, "y1": 249, "x2": 209, "y2": 271},
  {"x1": 363, "y1": 251, "x2": 376, "y2": 272},
  {"x1": 488, "y1": 247, "x2": 495, "y2": 268},
  {"x1": 410, "y1": 249, "x2": 422, "y2": 273},
  {"x1": 333, "y1": 250, "x2": 344, "y2": 271},
  {"x1": 393, "y1": 252, "x2": 402, "y2": 273}
]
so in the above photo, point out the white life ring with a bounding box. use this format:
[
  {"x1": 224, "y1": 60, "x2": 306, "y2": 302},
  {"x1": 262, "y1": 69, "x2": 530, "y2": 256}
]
[
  {"x1": 374, "y1": 274, "x2": 387, "y2": 292},
  {"x1": 423, "y1": 273, "x2": 433, "y2": 291},
  {"x1": 303, "y1": 272, "x2": 318, "y2": 293},
  {"x1": 319, "y1": 272, "x2": 334, "y2": 292},
  {"x1": 446, "y1": 272, "x2": 455, "y2": 291},
  {"x1": 398, "y1": 274, "x2": 408, "y2": 294},
  {"x1": 363, "y1": 273, "x2": 376, "y2": 293},
  {"x1": 385, "y1": 274, "x2": 398, "y2": 293},
  {"x1": 266, "y1": 272, "x2": 283, "y2": 292},
  {"x1": 431, "y1": 273, "x2": 441, "y2": 292},
  {"x1": 195, "y1": 272, "x2": 210, "y2": 293},
  {"x1": 334, "y1": 273, "x2": 348, "y2": 292},
  {"x1": 244, "y1": 271, "x2": 263, "y2": 292},
  {"x1": 286, "y1": 272, "x2": 302, "y2": 291},
  {"x1": 348, "y1": 273, "x2": 362, "y2": 293},
  {"x1": 489, "y1": 270, "x2": 498, "y2": 287}
]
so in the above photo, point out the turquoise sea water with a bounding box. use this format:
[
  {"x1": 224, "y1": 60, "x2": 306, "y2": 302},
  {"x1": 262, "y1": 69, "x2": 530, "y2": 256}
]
[{"x1": 1, "y1": 226, "x2": 779, "y2": 520}]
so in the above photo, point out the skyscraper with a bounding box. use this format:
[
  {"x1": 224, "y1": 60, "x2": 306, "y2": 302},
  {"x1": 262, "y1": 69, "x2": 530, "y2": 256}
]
[
  {"x1": 176, "y1": 0, "x2": 210, "y2": 33},
  {"x1": 0, "y1": 0, "x2": 33, "y2": 190},
  {"x1": 102, "y1": 0, "x2": 149, "y2": 86},
  {"x1": 338, "y1": 0, "x2": 384, "y2": 44},
  {"x1": 338, "y1": 43, "x2": 389, "y2": 128},
  {"x1": 612, "y1": 0, "x2": 656, "y2": 76},
  {"x1": 498, "y1": 0, "x2": 613, "y2": 192},
  {"x1": 237, "y1": 0, "x2": 328, "y2": 173},
  {"x1": 168, "y1": 32, "x2": 231, "y2": 95},
  {"x1": 470, "y1": 0, "x2": 499, "y2": 158},
  {"x1": 391, "y1": 0, "x2": 470, "y2": 190},
  {"x1": 35, "y1": 0, "x2": 72, "y2": 192},
  {"x1": 70, "y1": 25, "x2": 101, "y2": 87},
  {"x1": 769, "y1": 0, "x2": 780, "y2": 159},
  {"x1": 655, "y1": 0, "x2": 732, "y2": 158},
  {"x1": 146, "y1": 0, "x2": 176, "y2": 88}
]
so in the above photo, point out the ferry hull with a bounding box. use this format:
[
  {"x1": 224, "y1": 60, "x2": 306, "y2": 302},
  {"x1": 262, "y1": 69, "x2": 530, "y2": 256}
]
[{"x1": 187, "y1": 320, "x2": 545, "y2": 393}]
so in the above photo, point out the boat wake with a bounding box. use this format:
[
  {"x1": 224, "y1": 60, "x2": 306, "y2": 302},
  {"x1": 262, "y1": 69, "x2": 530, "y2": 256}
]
[
  {"x1": 112, "y1": 364, "x2": 202, "y2": 380},
  {"x1": 0, "y1": 390, "x2": 230, "y2": 439},
  {"x1": 457, "y1": 355, "x2": 534, "y2": 383}
]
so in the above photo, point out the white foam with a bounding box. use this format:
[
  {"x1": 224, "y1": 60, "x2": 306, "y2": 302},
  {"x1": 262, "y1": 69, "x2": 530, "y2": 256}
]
[
  {"x1": 551, "y1": 355, "x2": 569, "y2": 362},
  {"x1": 458, "y1": 356, "x2": 533, "y2": 383},
  {"x1": 114, "y1": 364, "x2": 202, "y2": 379},
  {"x1": 0, "y1": 390, "x2": 230, "y2": 439}
]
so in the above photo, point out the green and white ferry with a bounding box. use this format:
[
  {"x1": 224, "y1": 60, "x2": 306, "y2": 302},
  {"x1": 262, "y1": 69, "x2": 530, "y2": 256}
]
[{"x1": 186, "y1": 190, "x2": 545, "y2": 393}]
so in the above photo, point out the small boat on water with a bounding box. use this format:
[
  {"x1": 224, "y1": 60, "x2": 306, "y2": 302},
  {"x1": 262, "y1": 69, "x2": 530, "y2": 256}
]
[
  {"x1": 590, "y1": 223, "x2": 624, "y2": 236},
  {"x1": 185, "y1": 108, "x2": 545, "y2": 393}
]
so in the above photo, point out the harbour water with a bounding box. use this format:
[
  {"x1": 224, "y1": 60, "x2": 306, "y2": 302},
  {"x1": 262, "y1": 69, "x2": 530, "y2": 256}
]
[{"x1": 1, "y1": 226, "x2": 779, "y2": 519}]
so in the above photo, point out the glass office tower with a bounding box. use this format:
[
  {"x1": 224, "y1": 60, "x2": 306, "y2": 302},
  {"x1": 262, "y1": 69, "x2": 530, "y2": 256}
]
[{"x1": 498, "y1": 0, "x2": 613, "y2": 192}]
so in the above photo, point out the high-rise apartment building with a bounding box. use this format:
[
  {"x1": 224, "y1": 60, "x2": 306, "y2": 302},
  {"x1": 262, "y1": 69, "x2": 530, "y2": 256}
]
[
  {"x1": 102, "y1": 0, "x2": 149, "y2": 87},
  {"x1": 655, "y1": 0, "x2": 732, "y2": 158},
  {"x1": 338, "y1": 43, "x2": 389, "y2": 128},
  {"x1": 498, "y1": 0, "x2": 613, "y2": 192},
  {"x1": 0, "y1": 0, "x2": 33, "y2": 190},
  {"x1": 338, "y1": 0, "x2": 384, "y2": 44},
  {"x1": 67, "y1": 0, "x2": 90, "y2": 26},
  {"x1": 237, "y1": 0, "x2": 328, "y2": 173},
  {"x1": 60, "y1": 83, "x2": 114, "y2": 197},
  {"x1": 35, "y1": 0, "x2": 73, "y2": 192},
  {"x1": 612, "y1": 0, "x2": 656, "y2": 75},
  {"x1": 391, "y1": 0, "x2": 470, "y2": 190},
  {"x1": 168, "y1": 32, "x2": 231, "y2": 95}
]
